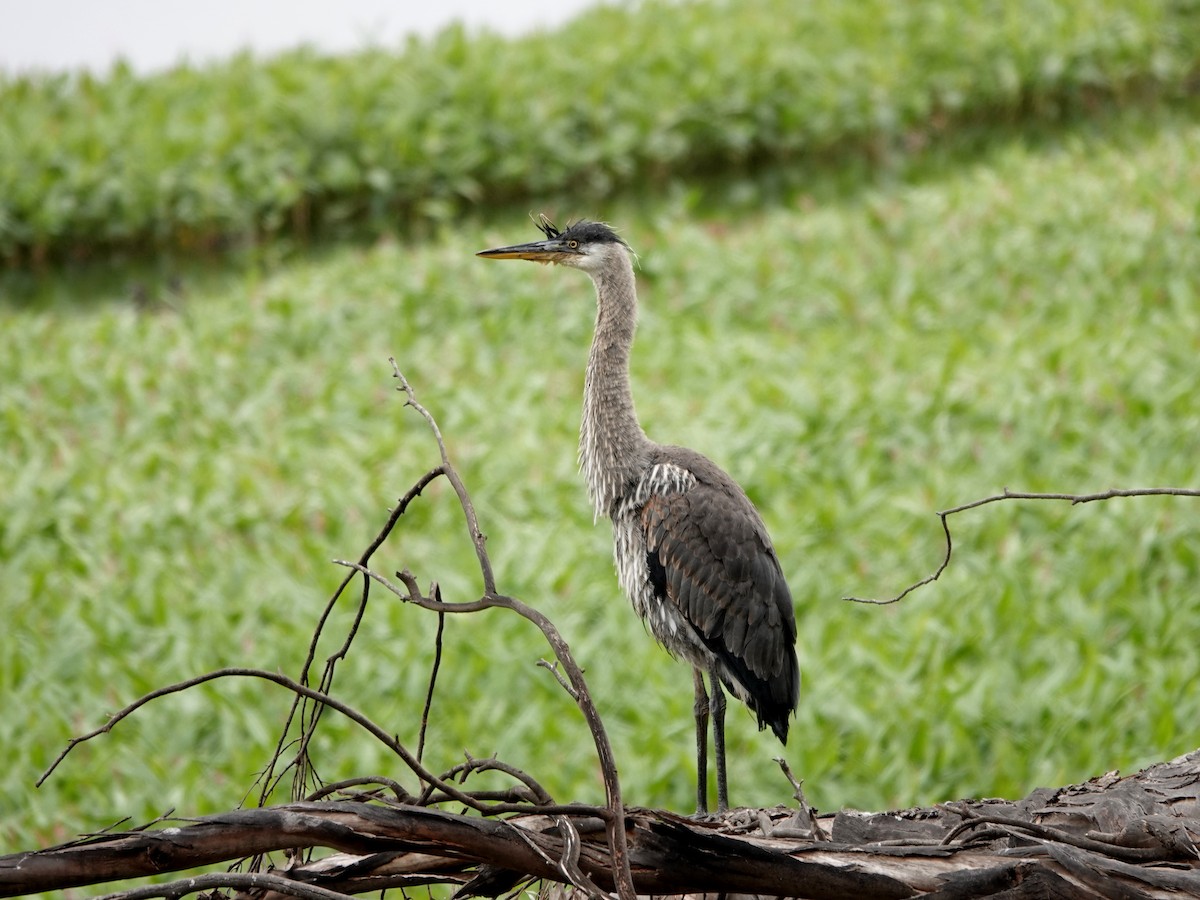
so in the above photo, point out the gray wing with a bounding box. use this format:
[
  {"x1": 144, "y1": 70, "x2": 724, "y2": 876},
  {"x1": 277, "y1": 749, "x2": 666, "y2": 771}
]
[{"x1": 641, "y1": 473, "x2": 799, "y2": 743}]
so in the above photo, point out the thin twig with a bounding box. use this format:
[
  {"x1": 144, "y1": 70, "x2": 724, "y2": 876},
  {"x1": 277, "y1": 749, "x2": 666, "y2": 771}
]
[
  {"x1": 392, "y1": 361, "x2": 496, "y2": 595},
  {"x1": 774, "y1": 757, "x2": 803, "y2": 801},
  {"x1": 845, "y1": 487, "x2": 1200, "y2": 605},
  {"x1": 95, "y1": 870, "x2": 353, "y2": 900},
  {"x1": 774, "y1": 757, "x2": 827, "y2": 841},
  {"x1": 418, "y1": 603, "x2": 446, "y2": 764},
  {"x1": 538, "y1": 659, "x2": 580, "y2": 700},
  {"x1": 452, "y1": 754, "x2": 556, "y2": 806},
  {"x1": 303, "y1": 776, "x2": 413, "y2": 804},
  {"x1": 333, "y1": 562, "x2": 492, "y2": 612},
  {"x1": 46, "y1": 811, "x2": 177, "y2": 851}
]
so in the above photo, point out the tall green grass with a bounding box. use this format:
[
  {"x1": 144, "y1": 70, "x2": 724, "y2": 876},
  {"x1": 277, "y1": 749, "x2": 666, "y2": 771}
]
[
  {"x1": 2, "y1": 0, "x2": 1198, "y2": 265},
  {"x1": 4, "y1": 98, "x2": 1199, "y2": 865}
]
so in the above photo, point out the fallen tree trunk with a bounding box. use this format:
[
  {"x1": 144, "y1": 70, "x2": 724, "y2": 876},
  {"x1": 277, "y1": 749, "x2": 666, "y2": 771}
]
[{"x1": 4, "y1": 749, "x2": 1199, "y2": 899}]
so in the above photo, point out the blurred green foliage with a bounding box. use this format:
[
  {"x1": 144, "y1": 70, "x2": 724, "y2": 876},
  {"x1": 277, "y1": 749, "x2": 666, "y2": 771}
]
[{"x1": 1, "y1": 0, "x2": 1198, "y2": 265}]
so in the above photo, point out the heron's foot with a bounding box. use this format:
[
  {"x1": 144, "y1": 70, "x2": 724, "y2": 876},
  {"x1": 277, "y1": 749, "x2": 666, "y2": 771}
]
[{"x1": 687, "y1": 805, "x2": 748, "y2": 825}]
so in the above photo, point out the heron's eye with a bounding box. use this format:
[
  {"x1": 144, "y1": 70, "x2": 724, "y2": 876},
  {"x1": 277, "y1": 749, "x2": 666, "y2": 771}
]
[{"x1": 567, "y1": 240, "x2": 578, "y2": 249}]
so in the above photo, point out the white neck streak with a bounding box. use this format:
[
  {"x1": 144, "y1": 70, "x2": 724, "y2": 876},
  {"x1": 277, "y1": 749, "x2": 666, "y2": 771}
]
[{"x1": 579, "y1": 252, "x2": 651, "y2": 518}]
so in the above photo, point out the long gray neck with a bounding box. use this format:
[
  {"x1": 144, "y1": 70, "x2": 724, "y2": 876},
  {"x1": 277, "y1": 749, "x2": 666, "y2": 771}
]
[{"x1": 580, "y1": 253, "x2": 652, "y2": 518}]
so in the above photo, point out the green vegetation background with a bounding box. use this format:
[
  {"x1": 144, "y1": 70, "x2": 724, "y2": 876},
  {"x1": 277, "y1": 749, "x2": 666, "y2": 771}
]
[{"x1": 3, "y1": 0, "x2": 1200, "y2": 872}]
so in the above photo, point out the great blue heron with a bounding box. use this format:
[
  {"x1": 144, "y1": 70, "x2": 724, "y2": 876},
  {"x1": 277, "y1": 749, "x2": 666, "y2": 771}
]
[{"x1": 478, "y1": 217, "x2": 799, "y2": 812}]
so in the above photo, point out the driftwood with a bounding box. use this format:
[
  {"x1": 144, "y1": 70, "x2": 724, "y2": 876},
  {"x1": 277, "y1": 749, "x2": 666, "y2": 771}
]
[
  {"x1": 8, "y1": 367, "x2": 1200, "y2": 899},
  {"x1": 4, "y1": 749, "x2": 1200, "y2": 898}
]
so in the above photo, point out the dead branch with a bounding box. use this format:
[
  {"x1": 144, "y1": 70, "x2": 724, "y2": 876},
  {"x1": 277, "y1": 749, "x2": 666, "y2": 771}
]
[
  {"x1": 97, "y1": 871, "x2": 355, "y2": 900},
  {"x1": 36, "y1": 667, "x2": 536, "y2": 818},
  {"x1": 6, "y1": 750, "x2": 1200, "y2": 898},
  {"x1": 845, "y1": 487, "x2": 1200, "y2": 605},
  {"x1": 418, "y1": 607, "x2": 446, "y2": 762},
  {"x1": 443, "y1": 754, "x2": 556, "y2": 806},
  {"x1": 303, "y1": 776, "x2": 412, "y2": 804}
]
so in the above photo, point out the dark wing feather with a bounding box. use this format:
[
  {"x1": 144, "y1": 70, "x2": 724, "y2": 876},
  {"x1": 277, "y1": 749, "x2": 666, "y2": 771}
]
[{"x1": 641, "y1": 468, "x2": 799, "y2": 743}]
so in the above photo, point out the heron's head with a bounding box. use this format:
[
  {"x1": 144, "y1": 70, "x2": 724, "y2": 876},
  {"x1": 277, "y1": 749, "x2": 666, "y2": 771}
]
[{"x1": 477, "y1": 216, "x2": 631, "y2": 275}]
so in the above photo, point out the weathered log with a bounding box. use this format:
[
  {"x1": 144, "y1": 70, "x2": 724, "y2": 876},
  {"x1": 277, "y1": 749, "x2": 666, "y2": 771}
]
[{"x1": 4, "y1": 750, "x2": 1199, "y2": 899}]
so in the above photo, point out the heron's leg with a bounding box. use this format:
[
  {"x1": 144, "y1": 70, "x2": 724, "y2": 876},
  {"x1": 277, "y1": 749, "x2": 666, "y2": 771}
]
[
  {"x1": 692, "y1": 667, "x2": 710, "y2": 813},
  {"x1": 709, "y1": 669, "x2": 728, "y2": 812}
]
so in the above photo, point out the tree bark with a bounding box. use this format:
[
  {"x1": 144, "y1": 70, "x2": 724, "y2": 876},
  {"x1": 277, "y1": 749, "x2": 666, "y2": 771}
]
[{"x1": 4, "y1": 749, "x2": 1199, "y2": 899}]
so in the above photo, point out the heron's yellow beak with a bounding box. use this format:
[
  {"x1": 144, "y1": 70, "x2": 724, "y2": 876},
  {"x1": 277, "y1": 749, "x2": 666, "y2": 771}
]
[{"x1": 476, "y1": 238, "x2": 580, "y2": 265}]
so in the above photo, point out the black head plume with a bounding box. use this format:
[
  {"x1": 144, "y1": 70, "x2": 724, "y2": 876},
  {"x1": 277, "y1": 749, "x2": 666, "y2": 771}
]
[
  {"x1": 535, "y1": 214, "x2": 561, "y2": 240},
  {"x1": 533, "y1": 216, "x2": 629, "y2": 249}
]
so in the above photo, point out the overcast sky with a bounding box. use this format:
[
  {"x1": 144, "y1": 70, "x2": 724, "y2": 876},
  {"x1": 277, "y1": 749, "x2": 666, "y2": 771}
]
[{"x1": 1, "y1": 0, "x2": 602, "y2": 75}]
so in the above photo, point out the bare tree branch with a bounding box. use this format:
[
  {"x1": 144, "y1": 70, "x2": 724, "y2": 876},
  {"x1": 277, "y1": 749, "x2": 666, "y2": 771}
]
[
  {"x1": 303, "y1": 776, "x2": 413, "y2": 804},
  {"x1": 391, "y1": 360, "x2": 496, "y2": 595},
  {"x1": 444, "y1": 754, "x2": 556, "y2": 807},
  {"x1": 418, "y1": 607, "x2": 445, "y2": 763},
  {"x1": 845, "y1": 486, "x2": 1200, "y2": 605},
  {"x1": 36, "y1": 667, "x2": 545, "y2": 819},
  {"x1": 96, "y1": 871, "x2": 354, "y2": 900}
]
